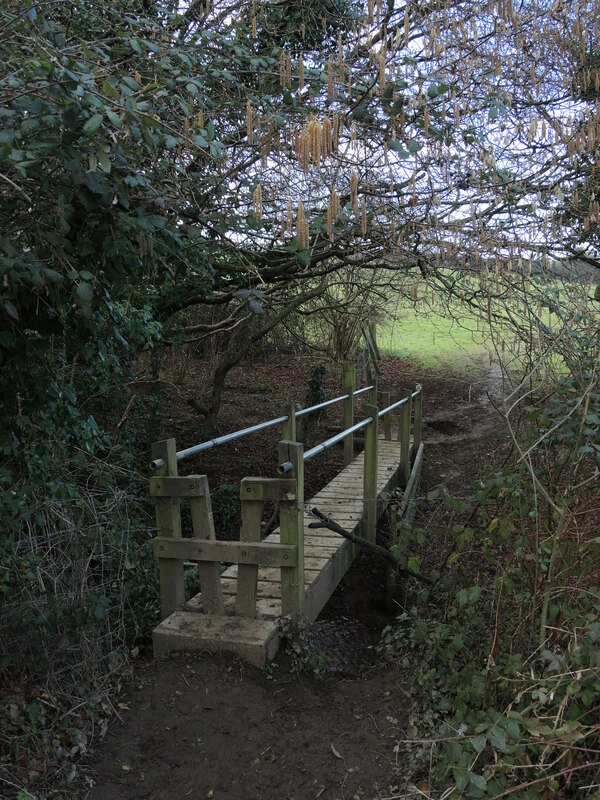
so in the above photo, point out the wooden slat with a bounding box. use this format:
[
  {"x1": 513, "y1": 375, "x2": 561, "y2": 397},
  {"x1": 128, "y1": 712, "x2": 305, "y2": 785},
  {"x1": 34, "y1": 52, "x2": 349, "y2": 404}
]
[
  {"x1": 240, "y1": 477, "x2": 297, "y2": 502},
  {"x1": 150, "y1": 475, "x2": 208, "y2": 498},
  {"x1": 236, "y1": 495, "x2": 262, "y2": 618},
  {"x1": 153, "y1": 538, "x2": 297, "y2": 566},
  {"x1": 190, "y1": 479, "x2": 224, "y2": 615}
]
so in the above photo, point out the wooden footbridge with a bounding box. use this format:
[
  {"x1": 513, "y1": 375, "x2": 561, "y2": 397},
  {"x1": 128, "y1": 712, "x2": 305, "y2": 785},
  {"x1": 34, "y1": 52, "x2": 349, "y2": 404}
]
[{"x1": 149, "y1": 364, "x2": 424, "y2": 667}]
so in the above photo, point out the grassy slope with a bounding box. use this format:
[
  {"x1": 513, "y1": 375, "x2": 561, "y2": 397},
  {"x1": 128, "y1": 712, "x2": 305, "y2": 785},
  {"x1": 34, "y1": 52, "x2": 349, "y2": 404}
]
[
  {"x1": 377, "y1": 296, "x2": 491, "y2": 372},
  {"x1": 377, "y1": 277, "x2": 598, "y2": 374}
]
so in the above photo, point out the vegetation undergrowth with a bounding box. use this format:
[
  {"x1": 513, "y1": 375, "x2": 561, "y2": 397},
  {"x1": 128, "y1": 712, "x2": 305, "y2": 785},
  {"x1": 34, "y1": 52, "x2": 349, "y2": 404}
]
[{"x1": 383, "y1": 352, "x2": 600, "y2": 798}]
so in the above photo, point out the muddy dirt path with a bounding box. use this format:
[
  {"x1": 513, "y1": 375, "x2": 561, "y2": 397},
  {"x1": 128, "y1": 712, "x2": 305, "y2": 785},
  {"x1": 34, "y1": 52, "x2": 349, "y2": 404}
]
[{"x1": 83, "y1": 360, "x2": 507, "y2": 800}]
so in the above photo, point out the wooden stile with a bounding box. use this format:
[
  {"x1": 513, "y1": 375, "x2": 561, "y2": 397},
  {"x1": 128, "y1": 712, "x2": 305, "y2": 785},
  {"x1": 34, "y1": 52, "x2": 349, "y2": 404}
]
[{"x1": 150, "y1": 370, "x2": 425, "y2": 667}]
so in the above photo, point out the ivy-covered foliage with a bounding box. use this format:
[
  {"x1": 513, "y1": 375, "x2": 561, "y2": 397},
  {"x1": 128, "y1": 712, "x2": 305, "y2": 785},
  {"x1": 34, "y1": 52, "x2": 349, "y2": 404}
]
[{"x1": 384, "y1": 344, "x2": 600, "y2": 798}]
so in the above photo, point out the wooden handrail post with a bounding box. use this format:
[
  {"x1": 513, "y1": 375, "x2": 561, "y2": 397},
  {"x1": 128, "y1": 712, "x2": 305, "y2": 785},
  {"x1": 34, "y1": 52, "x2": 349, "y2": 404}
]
[
  {"x1": 381, "y1": 391, "x2": 392, "y2": 440},
  {"x1": 399, "y1": 390, "x2": 412, "y2": 489},
  {"x1": 363, "y1": 403, "x2": 379, "y2": 544},
  {"x1": 278, "y1": 441, "x2": 304, "y2": 618},
  {"x1": 151, "y1": 438, "x2": 184, "y2": 619},
  {"x1": 368, "y1": 380, "x2": 378, "y2": 406},
  {"x1": 281, "y1": 402, "x2": 296, "y2": 442},
  {"x1": 412, "y1": 384, "x2": 423, "y2": 459},
  {"x1": 342, "y1": 362, "x2": 355, "y2": 466}
]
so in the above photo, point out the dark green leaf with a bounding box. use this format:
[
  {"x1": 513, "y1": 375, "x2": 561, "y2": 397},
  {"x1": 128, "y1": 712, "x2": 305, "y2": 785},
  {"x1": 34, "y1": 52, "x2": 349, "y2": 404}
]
[{"x1": 83, "y1": 114, "x2": 103, "y2": 137}]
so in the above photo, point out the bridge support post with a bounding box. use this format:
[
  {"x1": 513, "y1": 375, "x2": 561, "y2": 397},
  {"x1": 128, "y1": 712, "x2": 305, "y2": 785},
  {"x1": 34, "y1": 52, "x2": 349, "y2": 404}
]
[
  {"x1": 151, "y1": 438, "x2": 185, "y2": 619},
  {"x1": 342, "y1": 363, "x2": 355, "y2": 466},
  {"x1": 399, "y1": 390, "x2": 412, "y2": 489},
  {"x1": 363, "y1": 403, "x2": 379, "y2": 543},
  {"x1": 278, "y1": 440, "x2": 304, "y2": 619},
  {"x1": 412, "y1": 385, "x2": 423, "y2": 460}
]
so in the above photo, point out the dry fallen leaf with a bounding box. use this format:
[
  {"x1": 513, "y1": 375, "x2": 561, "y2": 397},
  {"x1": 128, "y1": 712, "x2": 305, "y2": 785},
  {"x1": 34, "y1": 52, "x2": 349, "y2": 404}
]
[{"x1": 330, "y1": 742, "x2": 343, "y2": 759}]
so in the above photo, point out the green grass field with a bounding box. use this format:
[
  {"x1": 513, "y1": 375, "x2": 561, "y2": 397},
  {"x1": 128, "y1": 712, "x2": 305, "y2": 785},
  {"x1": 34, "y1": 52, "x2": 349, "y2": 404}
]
[
  {"x1": 378, "y1": 301, "x2": 491, "y2": 372},
  {"x1": 376, "y1": 276, "x2": 599, "y2": 375}
]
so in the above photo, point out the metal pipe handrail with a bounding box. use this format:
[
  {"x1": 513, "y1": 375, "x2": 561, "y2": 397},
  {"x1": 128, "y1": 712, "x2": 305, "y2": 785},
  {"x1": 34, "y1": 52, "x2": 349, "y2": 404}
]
[
  {"x1": 296, "y1": 393, "x2": 348, "y2": 418},
  {"x1": 378, "y1": 384, "x2": 421, "y2": 418},
  {"x1": 296, "y1": 384, "x2": 374, "y2": 417},
  {"x1": 150, "y1": 415, "x2": 290, "y2": 469},
  {"x1": 378, "y1": 396, "x2": 409, "y2": 418},
  {"x1": 151, "y1": 384, "x2": 375, "y2": 470},
  {"x1": 279, "y1": 416, "x2": 374, "y2": 474}
]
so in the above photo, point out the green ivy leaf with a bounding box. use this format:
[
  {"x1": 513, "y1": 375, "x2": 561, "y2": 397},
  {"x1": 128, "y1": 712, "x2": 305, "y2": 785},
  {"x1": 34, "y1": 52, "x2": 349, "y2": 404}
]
[
  {"x1": 106, "y1": 109, "x2": 122, "y2": 129},
  {"x1": 83, "y1": 113, "x2": 103, "y2": 138},
  {"x1": 4, "y1": 299, "x2": 19, "y2": 320},
  {"x1": 488, "y1": 727, "x2": 507, "y2": 752},
  {"x1": 97, "y1": 151, "x2": 111, "y2": 173},
  {"x1": 468, "y1": 771, "x2": 487, "y2": 791},
  {"x1": 75, "y1": 282, "x2": 94, "y2": 318}
]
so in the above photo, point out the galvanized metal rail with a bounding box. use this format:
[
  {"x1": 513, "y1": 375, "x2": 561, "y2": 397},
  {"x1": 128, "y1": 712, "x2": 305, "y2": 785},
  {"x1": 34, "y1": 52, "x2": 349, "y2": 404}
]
[{"x1": 150, "y1": 384, "x2": 374, "y2": 471}]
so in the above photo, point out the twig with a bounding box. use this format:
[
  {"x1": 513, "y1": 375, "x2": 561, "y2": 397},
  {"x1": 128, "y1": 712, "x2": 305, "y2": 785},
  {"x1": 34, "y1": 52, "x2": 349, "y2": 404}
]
[
  {"x1": 309, "y1": 507, "x2": 434, "y2": 585},
  {"x1": 115, "y1": 393, "x2": 137, "y2": 441},
  {"x1": 487, "y1": 760, "x2": 600, "y2": 800},
  {"x1": 0, "y1": 171, "x2": 32, "y2": 204}
]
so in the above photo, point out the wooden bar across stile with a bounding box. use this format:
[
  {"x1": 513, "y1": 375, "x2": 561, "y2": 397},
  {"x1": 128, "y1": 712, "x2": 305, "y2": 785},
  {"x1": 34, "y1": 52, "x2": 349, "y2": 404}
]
[{"x1": 186, "y1": 433, "x2": 405, "y2": 623}]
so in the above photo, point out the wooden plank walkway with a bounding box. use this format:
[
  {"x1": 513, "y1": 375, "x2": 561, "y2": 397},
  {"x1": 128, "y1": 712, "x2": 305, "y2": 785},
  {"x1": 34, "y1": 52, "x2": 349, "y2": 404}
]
[{"x1": 153, "y1": 435, "x2": 404, "y2": 666}]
